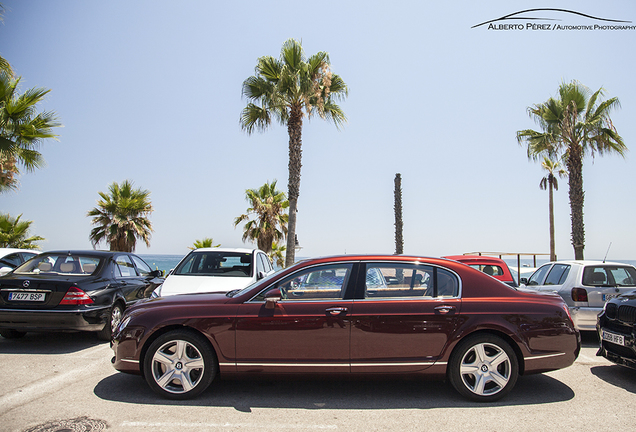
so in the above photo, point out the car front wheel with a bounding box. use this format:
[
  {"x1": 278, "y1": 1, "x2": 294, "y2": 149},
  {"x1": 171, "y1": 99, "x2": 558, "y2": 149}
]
[
  {"x1": 144, "y1": 330, "x2": 217, "y2": 399},
  {"x1": 448, "y1": 334, "x2": 518, "y2": 402}
]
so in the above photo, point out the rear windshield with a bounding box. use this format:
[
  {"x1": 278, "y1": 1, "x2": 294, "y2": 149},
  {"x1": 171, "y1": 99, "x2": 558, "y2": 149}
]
[
  {"x1": 14, "y1": 254, "x2": 102, "y2": 276},
  {"x1": 582, "y1": 266, "x2": 636, "y2": 287},
  {"x1": 468, "y1": 264, "x2": 505, "y2": 277},
  {"x1": 174, "y1": 251, "x2": 253, "y2": 277}
]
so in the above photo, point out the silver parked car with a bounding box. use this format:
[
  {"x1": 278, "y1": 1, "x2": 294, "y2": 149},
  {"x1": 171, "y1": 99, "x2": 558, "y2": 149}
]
[{"x1": 522, "y1": 260, "x2": 636, "y2": 330}]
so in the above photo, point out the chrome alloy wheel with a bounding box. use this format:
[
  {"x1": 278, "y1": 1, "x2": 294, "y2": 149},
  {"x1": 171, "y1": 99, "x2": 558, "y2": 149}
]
[
  {"x1": 110, "y1": 305, "x2": 123, "y2": 331},
  {"x1": 150, "y1": 339, "x2": 205, "y2": 394},
  {"x1": 459, "y1": 342, "x2": 512, "y2": 396}
]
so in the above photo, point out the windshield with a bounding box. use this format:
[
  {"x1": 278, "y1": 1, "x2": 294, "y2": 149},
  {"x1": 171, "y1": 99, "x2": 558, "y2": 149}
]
[
  {"x1": 14, "y1": 253, "x2": 102, "y2": 276},
  {"x1": 174, "y1": 251, "x2": 254, "y2": 277}
]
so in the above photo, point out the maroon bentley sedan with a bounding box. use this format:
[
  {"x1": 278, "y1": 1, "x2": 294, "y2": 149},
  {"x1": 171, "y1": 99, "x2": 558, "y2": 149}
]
[{"x1": 111, "y1": 255, "x2": 580, "y2": 402}]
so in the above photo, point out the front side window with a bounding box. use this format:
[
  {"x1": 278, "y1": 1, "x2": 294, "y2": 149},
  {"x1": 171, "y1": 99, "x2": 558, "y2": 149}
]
[
  {"x1": 14, "y1": 254, "x2": 102, "y2": 276},
  {"x1": 364, "y1": 264, "x2": 458, "y2": 298},
  {"x1": 544, "y1": 264, "x2": 570, "y2": 285},
  {"x1": 527, "y1": 264, "x2": 551, "y2": 286},
  {"x1": 131, "y1": 255, "x2": 153, "y2": 277},
  {"x1": 174, "y1": 251, "x2": 253, "y2": 277},
  {"x1": 255, "y1": 264, "x2": 352, "y2": 301}
]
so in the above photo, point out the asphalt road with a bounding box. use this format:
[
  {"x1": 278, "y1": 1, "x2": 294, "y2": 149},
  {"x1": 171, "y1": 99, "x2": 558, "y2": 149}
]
[{"x1": 0, "y1": 331, "x2": 634, "y2": 432}]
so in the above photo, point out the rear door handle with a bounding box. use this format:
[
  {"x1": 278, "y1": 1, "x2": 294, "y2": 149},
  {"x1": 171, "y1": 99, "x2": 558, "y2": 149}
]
[
  {"x1": 326, "y1": 307, "x2": 348, "y2": 316},
  {"x1": 434, "y1": 305, "x2": 455, "y2": 314}
]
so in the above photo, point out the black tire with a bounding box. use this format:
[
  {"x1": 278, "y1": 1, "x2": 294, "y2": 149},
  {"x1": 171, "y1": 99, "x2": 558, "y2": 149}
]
[
  {"x1": 448, "y1": 334, "x2": 518, "y2": 402},
  {"x1": 0, "y1": 329, "x2": 27, "y2": 339},
  {"x1": 143, "y1": 330, "x2": 217, "y2": 400},
  {"x1": 97, "y1": 303, "x2": 124, "y2": 341}
]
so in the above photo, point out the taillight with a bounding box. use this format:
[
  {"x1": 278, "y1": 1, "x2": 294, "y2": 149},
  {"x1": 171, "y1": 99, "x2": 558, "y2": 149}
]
[
  {"x1": 59, "y1": 286, "x2": 94, "y2": 305},
  {"x1": 571, "y1": 287, "x2": 588, "y2": 302}
]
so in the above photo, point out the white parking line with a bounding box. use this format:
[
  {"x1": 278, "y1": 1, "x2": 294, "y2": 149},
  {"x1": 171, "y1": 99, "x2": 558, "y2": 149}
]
[{"x1": 121, "y1": 421, "x2": 338, "y2": 429}]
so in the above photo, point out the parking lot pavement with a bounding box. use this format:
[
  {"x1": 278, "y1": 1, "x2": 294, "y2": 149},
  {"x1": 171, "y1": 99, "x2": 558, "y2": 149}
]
[{"x1": 1, "y1": 331, "x2": 635, "y2": 432}]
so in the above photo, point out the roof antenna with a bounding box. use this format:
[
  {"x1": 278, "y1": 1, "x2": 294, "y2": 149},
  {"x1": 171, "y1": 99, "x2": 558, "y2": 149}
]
[{"x1": 603, "y1": 242, "x2": 612, "y2": 263}]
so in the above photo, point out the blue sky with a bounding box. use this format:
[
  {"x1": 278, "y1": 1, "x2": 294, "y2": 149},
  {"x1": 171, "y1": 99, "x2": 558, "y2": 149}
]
[{"x1": 1, "y1": 1, "x2": 635, "y2": 261}]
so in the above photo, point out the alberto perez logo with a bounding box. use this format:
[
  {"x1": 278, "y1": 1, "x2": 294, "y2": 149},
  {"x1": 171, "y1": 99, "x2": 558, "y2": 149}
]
[{"x1": 473, "y1": 8, "x2": 634, "y2": 31}]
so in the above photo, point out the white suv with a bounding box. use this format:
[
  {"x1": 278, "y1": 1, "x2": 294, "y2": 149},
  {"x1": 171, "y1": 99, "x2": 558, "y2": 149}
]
[
  {"x1": 153, "y1": 248, "x2": 275, "y2": 297},
  {"x1": 522, "y1": 260, "x2": 636, "y2": 331}
]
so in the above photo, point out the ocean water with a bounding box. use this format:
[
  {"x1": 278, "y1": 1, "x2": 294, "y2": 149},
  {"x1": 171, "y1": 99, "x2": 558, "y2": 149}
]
[{"x1": 139, "y1": 254, "x2": 187, "y2": 273}]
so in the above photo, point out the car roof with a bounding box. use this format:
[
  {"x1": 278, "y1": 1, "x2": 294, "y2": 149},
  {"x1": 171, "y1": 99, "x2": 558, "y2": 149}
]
[
  {"x1": 190, "y1": 248, "x2": 259, "y2": 253},
  {"x1": 0, "y1": 248, "x2": 39, "y2": 257},
  {"x1": 546, "y1": 260, "x2": 634, "y2": 267},
  {"x1": 443, "y1": 255, "x2": 508, "y2": 264},
  {"x1": 41, "y1": 250, "x2": 130, "y2": 257}
]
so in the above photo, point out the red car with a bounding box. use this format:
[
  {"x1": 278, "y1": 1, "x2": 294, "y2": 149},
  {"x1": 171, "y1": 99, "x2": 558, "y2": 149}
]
[
  {"x1": 111, "y1": 255, "x2": 579, "y2": 402},
  {"x1": 444, "y1": 255, "x2": 518, "y2": 287}
]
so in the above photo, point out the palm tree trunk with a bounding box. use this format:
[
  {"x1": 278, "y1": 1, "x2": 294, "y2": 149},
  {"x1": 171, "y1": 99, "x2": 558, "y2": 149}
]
[
  {"x1": 548, "y1": 180, "x2": 556, "y2": 261},
  {"x1": 567, "y1": 141, "x2": 585, "y2": 260},
  {"x1": 285, "y1": 105, "x2": 303, "y2": 267},
  {"x1": 394, "y1": 173, "x2": 403, "y2": 255}
]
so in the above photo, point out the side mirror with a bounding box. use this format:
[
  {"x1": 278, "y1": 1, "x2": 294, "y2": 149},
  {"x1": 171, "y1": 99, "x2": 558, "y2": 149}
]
[
  {"x1": 264, "y1": 288, "x2": 282, "y2": 309},
  {"x1": 257, "y1": 271, "x2": 266, "y2": 280},
  {"x1": 519, "y1": 278, "x2": 528, "y2": 285},
  {"x1": 149, "y1": 269, "x2": 164, "y2": 278}
]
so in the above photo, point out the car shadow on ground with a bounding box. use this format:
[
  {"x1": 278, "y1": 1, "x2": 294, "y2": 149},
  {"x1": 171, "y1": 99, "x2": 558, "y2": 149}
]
[
  {"x1": 591, "y1": 365, "x2": 636, "y2": 394},
  {"x1": 0, "y1": 331, "x2": 105, "y2": 354},
  {"x1": 94, "y1": 372, "x2": 574, "y2": 411}
]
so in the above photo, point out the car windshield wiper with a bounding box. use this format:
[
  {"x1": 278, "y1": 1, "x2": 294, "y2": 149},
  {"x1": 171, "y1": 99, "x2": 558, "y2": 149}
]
[{"x1": 226, "y1": 289, "x2": 240, "y2": 297}]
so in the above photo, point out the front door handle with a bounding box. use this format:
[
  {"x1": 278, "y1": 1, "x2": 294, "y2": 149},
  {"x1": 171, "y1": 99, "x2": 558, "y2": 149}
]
[
  {"x1": 326, "y1": 307, "x2": 348, "y2": 316},
  {"x1": 434, "y1": 305, "x2": 455, "y2": 314}
]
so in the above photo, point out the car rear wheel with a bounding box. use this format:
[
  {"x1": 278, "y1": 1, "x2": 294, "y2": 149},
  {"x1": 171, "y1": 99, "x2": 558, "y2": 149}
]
[
  {"x1": 144, "y1": 330, "x2": 217, "y2": 399},
  {"x1": 97, "y1": 303, "x2": 124, "y2": 341},
  {"x1": 448, "y1": 334, "x2": 518, "y2": 402},
  {"x1": 0, "y1": 329, "x2": 27, "y2": 339}
]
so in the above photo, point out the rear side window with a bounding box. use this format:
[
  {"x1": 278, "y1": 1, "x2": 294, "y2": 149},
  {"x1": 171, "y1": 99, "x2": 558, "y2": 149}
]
[
  {"x1": 544, "y1": 264, "x2": 570, "y2": 285},
  {"x1": 115, "y1": 255, "x2": 138, "y2": 277},
  {"x1": 363, "y1": 264, "x2": 458, "y2": 298}
]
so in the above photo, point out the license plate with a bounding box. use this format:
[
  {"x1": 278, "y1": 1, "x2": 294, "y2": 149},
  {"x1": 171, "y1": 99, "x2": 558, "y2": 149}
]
[
  {"x1": 602, "y1": 330, "x2": 625, "y2": 346},
  {"x1": 8, "y1": 292, "x2": 45, "y2": 302},
  {"x1": 603, "y1": 293, "x2": 619, "y2": 301}
]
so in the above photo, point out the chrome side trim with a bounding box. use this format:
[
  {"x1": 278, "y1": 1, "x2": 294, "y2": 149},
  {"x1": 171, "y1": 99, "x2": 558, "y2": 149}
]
[
  {"x1": 225, "y1": 361, "x2": 445, "y2": 368},
  {"x1": 120, "y1": 358, "x2": 139, "y2": 364},
  {"x1": 525, "y1": 352, "x2": 566, "y2": 361}
]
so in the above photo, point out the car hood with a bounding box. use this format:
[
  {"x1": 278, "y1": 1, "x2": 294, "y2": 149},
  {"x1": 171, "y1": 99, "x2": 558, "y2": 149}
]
[
  {"x1": 159, "y1": 275, "x2": 253, "y2": 296},
  {"x1": 128, "y1": 290, "x2": 234, "y2": 313}
]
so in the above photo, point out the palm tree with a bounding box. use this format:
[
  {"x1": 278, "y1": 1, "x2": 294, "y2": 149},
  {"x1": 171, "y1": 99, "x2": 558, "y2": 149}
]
[
  {"x1": 0, "y1": 6, "x2": 13, "y2": 76},
  {"x1": 87, "y1": 180, "x2": 153, "y2": 252},
  {"x1": 0, "y1": 72, "x2": 61, "y2": 193},
  {"x1": 240, "y1": 39, "x2": 348, "y2": 266},
  {"x1": 189, "y1": 238, "x2": 220, "y2": 250},
  {"x1": 0, "y1": 213, "x2": 44, "y2": 249},
  {"x1": 234, "y1": 180, "x2": 289, "y2": 255},
  {"x1": 539, "y1": 157, "x2": 566, "y2": 262},
  {"x1": 517, "y1": 81, "x2": 626, "y2": 260},
  {"x1": 268, "y1": 241, "x2": 286, "y2": 269}
]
